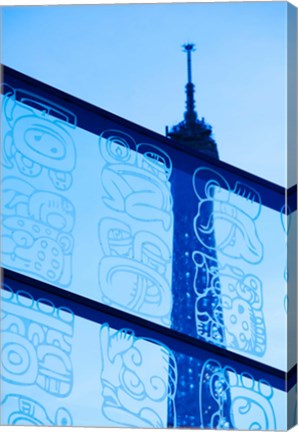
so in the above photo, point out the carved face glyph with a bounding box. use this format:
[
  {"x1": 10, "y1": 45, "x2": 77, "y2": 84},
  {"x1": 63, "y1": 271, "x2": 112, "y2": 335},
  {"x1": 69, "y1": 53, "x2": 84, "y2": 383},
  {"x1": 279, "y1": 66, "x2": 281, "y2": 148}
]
[
  {"x1": 1, "y1": 286, "x2": 74, "y2": 397},
  {"x1": 193, "y1": 168, "x2": 263, "y2": 264},
  {"x1": 99, "y1": 324, "x2": 174, "y2": 428},
  {"x1": 3, "y1": 90, "x2": 76, "y2": 190}
]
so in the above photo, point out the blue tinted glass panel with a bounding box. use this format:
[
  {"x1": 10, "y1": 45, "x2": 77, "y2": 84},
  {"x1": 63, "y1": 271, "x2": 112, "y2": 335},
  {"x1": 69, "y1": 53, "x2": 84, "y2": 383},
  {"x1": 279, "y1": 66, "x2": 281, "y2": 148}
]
[
  {"x1": 1, "y1": 97, "x2": 174, "y2": 326},
  {"x1": 0, "y1": 283, "x2": 288, "y2": 429},
  {"x1": 1, "y1": 74, "x2": 295, "y2": 376},
  {"x1": 1, "y1": 285, "x2": 173, "y2": 427},
  {"x1": 97, "y1": 132, "x2": 174, "y2": 326},
  {"x1": 190, "y1": 167, "x2": 288, "y2": 370}
]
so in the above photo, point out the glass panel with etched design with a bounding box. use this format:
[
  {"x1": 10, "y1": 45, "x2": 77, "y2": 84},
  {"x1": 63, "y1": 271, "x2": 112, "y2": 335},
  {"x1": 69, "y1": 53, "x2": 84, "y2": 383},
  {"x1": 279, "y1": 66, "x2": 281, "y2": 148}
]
[
  {"x1": 0, "y1": 283, "x2": 289, "y2": 429},
  {"x1": 0, "y1": 84, "x2": 290, "y2": 375}
]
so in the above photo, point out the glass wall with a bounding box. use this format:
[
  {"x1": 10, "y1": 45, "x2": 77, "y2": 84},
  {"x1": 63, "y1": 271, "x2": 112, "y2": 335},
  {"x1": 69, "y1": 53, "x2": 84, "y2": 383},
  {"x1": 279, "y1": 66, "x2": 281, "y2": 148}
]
[
  {"x1": 1, "y1": 66, "x2": 296, "y2": 429},
  {"x1": 0, "y1": 280, "x2": 288, "y2": 429}
]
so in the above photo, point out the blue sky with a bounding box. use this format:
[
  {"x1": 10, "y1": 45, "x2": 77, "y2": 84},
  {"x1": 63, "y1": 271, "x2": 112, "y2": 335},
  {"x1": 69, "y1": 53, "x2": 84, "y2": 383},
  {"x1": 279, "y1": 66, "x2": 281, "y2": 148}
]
[{"x1": 2, "y1": 2, "x2": 289, "y2": 185}]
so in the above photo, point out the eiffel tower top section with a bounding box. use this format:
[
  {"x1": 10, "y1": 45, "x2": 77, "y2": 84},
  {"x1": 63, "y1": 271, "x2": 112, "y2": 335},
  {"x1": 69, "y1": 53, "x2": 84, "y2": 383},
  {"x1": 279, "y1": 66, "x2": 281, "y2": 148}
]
[{"x1": 166, "y1": 43, "x2": 219, "y2": 159}]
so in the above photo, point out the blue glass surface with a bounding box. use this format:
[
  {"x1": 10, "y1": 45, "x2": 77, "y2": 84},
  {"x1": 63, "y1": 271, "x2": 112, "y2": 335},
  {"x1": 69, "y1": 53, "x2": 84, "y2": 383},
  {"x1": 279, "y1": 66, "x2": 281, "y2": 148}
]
[
  {"x1": 191, "y1": 168, "x2": 288, "y2": 370},
  {"x1": 0, "y1": 283, "x2": 288, "y2": 429},
  {"x1": 1, "y1": 284, "x2": 74, "y2": 426},
  {"x1": 97, "y1": 130, "x2": 174, "y2": 326},
  {"x1": 0, "y1": 284, "x2": 175, "y2": 427},
  {"x1": 0, "y1": 80, "x2": 292, "y2": 374},
  {"x1": 1, "y1": 88, "x2": 77, "y2": 287}
]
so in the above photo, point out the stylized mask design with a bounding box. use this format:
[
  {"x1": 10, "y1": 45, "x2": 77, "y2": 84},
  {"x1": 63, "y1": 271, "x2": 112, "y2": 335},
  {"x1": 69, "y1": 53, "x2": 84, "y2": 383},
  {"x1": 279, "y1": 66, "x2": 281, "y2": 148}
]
[
  {"x1": 99, "y1": 131, "x2": 173, "y2": 231},
  {"x1": 199, "y1": 360, "x2": 276, "y2": 430},
  {"x1": 1, "y1": 177, "x2": 75, "y2": 286},
  {"x1": 193, "y1": 251, "x2": 266, "y2": 356},
  {"x1": 193, "y1": 168, "x2": 263, "y2": 264},
  {"x1": 192, "y1": 167, "x2": 266, "y2": 357},
  {"x1": 1, "y1": 394, "x2": 72, "y2": 426},
  {"x1": 2, "y1": 88, "x2": 76, "y2": 190},
  {"x1": 99, "y1": 324, "x2": 177, "y2": 427},
  {"x1": 1, "y1": 285, "x2": 74, "y2": 398},
  {"x1": 98, "y1": 130, "x2": 174, "y2": 325},
  {"x1": 99, "y1": 222, "x2": 172, "y2": 323}
]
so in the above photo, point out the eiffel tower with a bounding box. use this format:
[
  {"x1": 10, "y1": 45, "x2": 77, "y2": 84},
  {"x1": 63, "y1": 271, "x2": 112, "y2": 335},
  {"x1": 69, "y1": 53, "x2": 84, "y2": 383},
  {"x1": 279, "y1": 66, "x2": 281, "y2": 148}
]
[
  {"x1": 166, "y1": 44, "x2": 231, "y2": 428},
  {"x1": 166, "y1": 43, "x2": 218, "y2": 159}
]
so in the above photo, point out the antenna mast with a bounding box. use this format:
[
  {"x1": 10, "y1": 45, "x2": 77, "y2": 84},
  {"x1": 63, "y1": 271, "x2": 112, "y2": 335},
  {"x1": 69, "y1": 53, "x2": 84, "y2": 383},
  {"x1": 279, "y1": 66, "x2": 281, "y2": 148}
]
[{"x1": 183, "y1": 43, "x2": 197, "y2": 124}]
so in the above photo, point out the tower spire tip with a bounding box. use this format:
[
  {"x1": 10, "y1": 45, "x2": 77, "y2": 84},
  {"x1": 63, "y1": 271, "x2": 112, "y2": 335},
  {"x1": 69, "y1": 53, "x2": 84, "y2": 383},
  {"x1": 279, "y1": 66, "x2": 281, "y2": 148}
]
[{"x1": 182, "y1": 43, "x2": 196, "y2": 53}]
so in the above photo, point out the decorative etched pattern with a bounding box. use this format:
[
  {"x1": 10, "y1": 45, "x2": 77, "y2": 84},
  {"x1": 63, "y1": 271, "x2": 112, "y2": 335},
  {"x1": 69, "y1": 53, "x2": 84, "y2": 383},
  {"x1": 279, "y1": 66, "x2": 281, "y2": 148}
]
[
  {"x1": 199, "y1": 359, "x2": 276, "y2": 430},
  {"x1": 98, "y1": 130, "x2": 174, "y2": 325},
  {"x1": 1, "y1": 284, "x2": 74, "y2": 397},
  {"x1": 99, "y1": 323, "x2": 177, "y2": 427},
  {"x1": 2, "y1": 87, "x2": 77, "y2": 190},
  {"x1": 99, "y1": 221, "x2": 172, "y2": 320},
  {"x1": 192, "y1": 167, "x2": 266, "y2": 356},
  {"x1": 1, "y1": 177, "x2": 75, "y2": 287},
  {"x1": 193, "y1": 168, "x2": 263, "y2": 264},
  {"x1": 1, "y1": 394, "x2": 72, "y2": 426}
]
